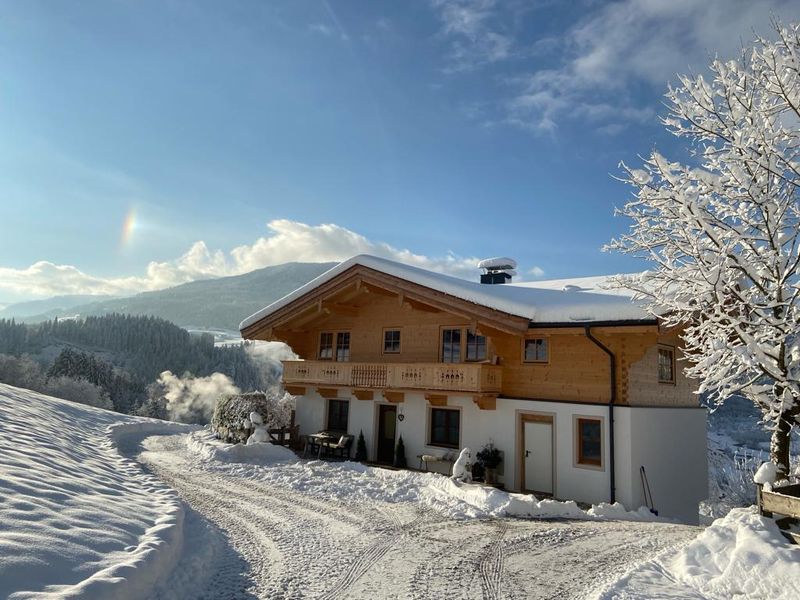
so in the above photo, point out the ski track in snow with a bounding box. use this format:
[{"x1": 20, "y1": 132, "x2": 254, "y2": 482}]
[{"x1": 134, "y1": 434, "x2": 699, "y2": 600}]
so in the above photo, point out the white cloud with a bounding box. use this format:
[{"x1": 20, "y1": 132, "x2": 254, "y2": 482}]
[
  {"x1": 0, "y1": 220, "x2": 529, "y2": 300},
  {"x1": 528, "y1": 266, "x2": 545, "y2": 277},
  {"x1": 504, "y1": 0, "x2": 793, "y2": 132},
  {"x1": 432, "y1": 0, "x2": 514, "y2": 72}
]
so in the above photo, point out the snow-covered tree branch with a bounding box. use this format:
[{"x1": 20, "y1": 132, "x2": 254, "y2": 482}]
[{"x1": 607, "y1": 20, "x2": 800, "y2": 477}]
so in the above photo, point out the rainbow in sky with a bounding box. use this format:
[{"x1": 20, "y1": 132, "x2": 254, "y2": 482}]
[{"x1": 120, "y1": 207, "x2": 137, "y2": 248}]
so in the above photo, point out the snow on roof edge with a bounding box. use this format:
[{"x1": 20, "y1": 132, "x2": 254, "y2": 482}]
[{"x1": 239, "y1": 255, "x2": 652, "y2": 332}]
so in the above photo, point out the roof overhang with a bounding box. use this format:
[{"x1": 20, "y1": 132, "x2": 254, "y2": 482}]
[{"x1": 240, "y1": 264, "x2": 531, "y2": 340}]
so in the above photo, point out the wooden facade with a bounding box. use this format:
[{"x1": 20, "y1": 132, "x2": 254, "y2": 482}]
[{"x1": 242, "y1": 266, "x2": 697, "y2": 407}]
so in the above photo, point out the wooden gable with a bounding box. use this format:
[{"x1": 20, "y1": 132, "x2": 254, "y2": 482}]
[{"x1": 240, "y1": 264, "x2": 530, "y2": 341}]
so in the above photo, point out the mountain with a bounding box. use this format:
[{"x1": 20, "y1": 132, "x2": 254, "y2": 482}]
[
  {"x1": 0, "y1": 295, "x2": 118, "y2": 319},
  {"x1": 19, "y1": 262, "x2": 336, "y2": 331}
]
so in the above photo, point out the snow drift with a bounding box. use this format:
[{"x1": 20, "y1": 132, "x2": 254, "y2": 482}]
[
  {"x1": 0, "y1": 383, "x2": 196, "y2": 599},
  {"x1": 593, "y1": 507, "x2": 800, "y2": 599}
]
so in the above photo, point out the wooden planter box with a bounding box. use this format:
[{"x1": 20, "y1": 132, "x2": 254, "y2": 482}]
[{"x1": 757, "y1": 483, "x2": 800, "y2": 544}]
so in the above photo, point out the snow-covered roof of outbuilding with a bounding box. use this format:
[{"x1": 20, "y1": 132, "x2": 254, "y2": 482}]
[{"x1": 239, "y1": 255, "x2": 654, "y2": 331}]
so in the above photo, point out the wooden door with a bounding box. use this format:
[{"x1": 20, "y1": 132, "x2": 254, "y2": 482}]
[
  {"x1": 377, "y1": 405, "x2": 397, "y2": 464},
  {"x1": 523, "y1": 420, "x2": 554, "y2": 495}
]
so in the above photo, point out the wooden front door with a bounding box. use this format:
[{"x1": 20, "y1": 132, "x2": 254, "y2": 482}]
[
  {"x1": 377, "y1": 404, "x2": 397, "y2": 464},
  {"x1": 521, "y1": 414, "x2": 554, "y2": 495}
]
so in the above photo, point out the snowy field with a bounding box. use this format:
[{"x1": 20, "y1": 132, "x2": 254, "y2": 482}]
[{"x1": 1, "y1": 383, "x2": 799, "y2": 599}]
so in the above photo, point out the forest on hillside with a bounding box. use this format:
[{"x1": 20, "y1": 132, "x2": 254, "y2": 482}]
[{"x1": 0, "y1": 314, "x2": 274, "y2": 417}]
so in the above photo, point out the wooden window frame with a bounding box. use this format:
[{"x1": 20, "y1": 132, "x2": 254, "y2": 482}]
[
  {"x1": 427, "y1": 406, "x2": 461, "y2": 449},
  {"x1": 465, "y1": 328, "x2": 488, "y2": 363},
  {"x1": 318, "y1": 331, "x2": 334, "y2": 361},
  {"x1": 658, "y1": 345, "x2": 676, "y2": 384},
  {"x1": 574, "y1": 415, "x2": 604, "y2": 471},
  {"x1": 439, "y1": 326, "x2": 488, "y2": 363},
  {"x1": 382, "y1": 328, "x2": 402, "y2": 355},
  {"x1": 522, "y1": 337, "x2": 550, "y2": 364},
  {"x1": 440, "y1": 327, "x2": 463, "y2": 364},
  {"x1": 335, "y1": 331, "x2": 351, "y2": 362},
  {"x1": 326, "y1": 398, "x2": 350, "y2": 433},
  {"x1": 318, "y1": 330, "x2": 351, "y2": 362}
]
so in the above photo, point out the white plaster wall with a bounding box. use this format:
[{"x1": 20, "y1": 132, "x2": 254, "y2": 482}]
[
  {"x1": 295, "y1": 392, "x2": 325, "y2": 436},
  {"x1": 293, "y1": 392, "x2": 705, "y2": 520},
  {"x1": 615, "y1": 406, "x2": 707, "y2": 524},
  {"x1": 391, "y1": 394, "x2": 612, "y2": 504},
  {"x1": 348, "y1": 399, "x2": 376, "y2": 461},
  {"x1": 497, "y1": 398, "x2": 611, "y2": 504}
]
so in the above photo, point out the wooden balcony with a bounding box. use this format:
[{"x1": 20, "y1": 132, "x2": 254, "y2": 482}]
[{"x1": 282, "y1": 360, "x2": 502, "y2": 394}]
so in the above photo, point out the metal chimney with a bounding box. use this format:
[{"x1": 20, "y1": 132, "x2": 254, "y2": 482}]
[{"x1": 478, "y1": 257, "x2": 517, "y2": 285}]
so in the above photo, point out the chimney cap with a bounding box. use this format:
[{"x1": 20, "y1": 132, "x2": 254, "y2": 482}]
[{"x1": 477, "y1": 257, "x2": 518, "y2": 271}]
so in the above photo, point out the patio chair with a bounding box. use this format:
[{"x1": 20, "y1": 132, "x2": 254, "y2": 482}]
[
  {"x1": 329, "y1": 434, "x2": 353, "y2": 459},
  {"x1": 302, "y1": 434, "x2": 320, "y2": 458}
]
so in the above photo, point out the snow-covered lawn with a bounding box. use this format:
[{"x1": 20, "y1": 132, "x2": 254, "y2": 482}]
[{"x1": 2, "y1": 382, "x2": 798, "y2": 599}]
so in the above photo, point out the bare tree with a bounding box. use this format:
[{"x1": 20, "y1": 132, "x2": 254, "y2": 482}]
[{"x1": 608, "y1": 21, "x2": 800, "y2": 477}]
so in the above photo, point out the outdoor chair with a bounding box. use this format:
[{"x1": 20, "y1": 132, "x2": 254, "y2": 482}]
[{"x1": 329, "y1": 434, "x2": 353, "y2": 459}]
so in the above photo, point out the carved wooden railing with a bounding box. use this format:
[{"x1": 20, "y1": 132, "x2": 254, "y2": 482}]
[{"x1": 282, "y1": 360, "x2": 502, "y2": 393}]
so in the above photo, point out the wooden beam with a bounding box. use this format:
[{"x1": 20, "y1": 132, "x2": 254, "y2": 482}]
[
  {"x1": 316, "y1": 387, "x2": 340, "y2": 399},
  {"x1": 284, "y1": 385, "x2": 306, "y2": 396},
  {"x1": 425, "y1": 393, "x2": 448, "y2": 406},
  {"x1": 405, "y1": 297, "x2": 442, "y2": 313},
  {"x1": 383, "y1": 391, "x2": 405, "y2": 404},
  {"x1": 363, "y1": 282, "x2": 396, "y2": 297},
  {"x1": 473, "y1": 395, "x2": 497, "y2": 410},
  {"x1": 321, "y1": 301, "x2": 359, "y2": 316},
  {"x1": 352, "y1": 390, "x2": 374, "y2": 401}
]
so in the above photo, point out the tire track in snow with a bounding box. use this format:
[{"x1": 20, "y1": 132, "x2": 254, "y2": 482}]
[
  {"x1": 320, "y1": 506, "x2": 441, "y2": 599},
  {"x1": 479, "y1": 520, "x2": 508, "y2": 600}
]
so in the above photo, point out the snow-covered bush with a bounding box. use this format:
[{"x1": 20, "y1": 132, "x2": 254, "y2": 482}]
[
  {"x1": 42, "y1": 376, "x2": 113, "y2": 410},
  {"x1": 211, "y1": 391, "x2": 295, "y2": 444}
]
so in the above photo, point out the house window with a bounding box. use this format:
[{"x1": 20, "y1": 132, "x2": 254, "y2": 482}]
[
  {"x1": 336, "y1": 332, "x2": 351, "y2": 362},
  {"x1": 465, "y1": 329, "x2": 487, "y2": 362},
  {"x1": 576, "y1": 417, "x2": 602, "y2": 467},
  {"x1": 429, "y1": 407, "x2": 460, "y2": 448},
  {"x1": 319, "y1": 332, "x2": 334, "y2": 360},
  {"x1": 383, "y1": 329, "x2": 401, "y2": 354},
  {"x1": 327, "y1": 399, "x2": 349, "y2": 432},
  {"x1": 524, "y1": 338, "x2": 549, "y2": 362},
  {"x1": 658, "y1": 346, "x2": 675, "y2": 383},
  {"x1": 441, "y1": 328, "x2": 461, "y2": 363}
]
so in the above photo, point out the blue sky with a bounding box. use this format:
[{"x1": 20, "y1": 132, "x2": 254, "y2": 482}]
[{"x1": 0, "y1": 0, "x2": 797, "y2": 303}]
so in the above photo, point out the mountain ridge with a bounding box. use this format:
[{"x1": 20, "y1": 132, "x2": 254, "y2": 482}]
[{"x1": 12, "y1": 262, "x2": 337, "y2": 331}]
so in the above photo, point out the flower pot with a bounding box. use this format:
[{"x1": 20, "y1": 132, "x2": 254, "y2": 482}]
[{"x1": 484, "y1": 467, "x2": 497, "y2": 485}]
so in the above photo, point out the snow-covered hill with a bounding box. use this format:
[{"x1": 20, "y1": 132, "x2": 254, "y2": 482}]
[{"x1": 0, "y1": 383, "x2": 195, "y2": 599}]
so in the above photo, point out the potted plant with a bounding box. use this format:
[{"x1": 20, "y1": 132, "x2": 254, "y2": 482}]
[{"x1": 476, "y1": 443, "x2": 502, "y2": 485}]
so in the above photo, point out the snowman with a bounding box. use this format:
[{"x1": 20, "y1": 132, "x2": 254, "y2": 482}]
[
  {"x1": 246, "y1": 411, "x2": 269, "y2": 445},
  {"x1": 451, "y1": 447, "x2": 473, "y2": 483}
]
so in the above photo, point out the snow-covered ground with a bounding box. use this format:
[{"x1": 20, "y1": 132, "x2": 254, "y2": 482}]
[
  {"x1": 2, "y1": 383, "x2": 797, "y2": 599},
  {"x1": 0, "y1": 383, "x2": 197, "y2": 599},
  {"x1": 139, "y1": 432, "x2": 696, "y2": 599},
  {"x1": 592, "y1": 508, "x2": 800, "y2": 599}
]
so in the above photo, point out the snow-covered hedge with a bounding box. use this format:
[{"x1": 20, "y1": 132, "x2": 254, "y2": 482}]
[{"x1": 211, "y1": 392, "x2": 283, "y2": 443}]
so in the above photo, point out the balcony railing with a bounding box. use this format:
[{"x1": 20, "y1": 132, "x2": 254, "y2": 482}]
[{"x1": 282, "y1": 360, "x2": 502, "y2": 394}]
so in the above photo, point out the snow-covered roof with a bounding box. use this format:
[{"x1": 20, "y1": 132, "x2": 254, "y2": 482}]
[{"x1": 239, "y1": 255, "x2": 653, "y2": 331}]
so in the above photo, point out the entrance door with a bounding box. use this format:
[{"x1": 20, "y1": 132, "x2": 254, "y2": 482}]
[
  {"x1": 523, "y1": 418, "x2": 554, "y2": 495},
  {"x1": 377, "y1": 405, "x2": 397, "y2": 464}
]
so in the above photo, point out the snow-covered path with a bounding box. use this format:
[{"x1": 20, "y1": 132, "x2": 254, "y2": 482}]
[{"x1": 136, "y1": 435, "x2": 699, "y2": 600}]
